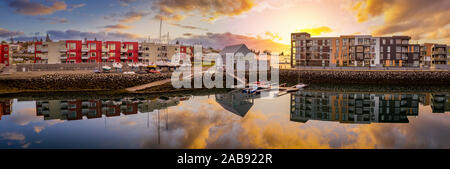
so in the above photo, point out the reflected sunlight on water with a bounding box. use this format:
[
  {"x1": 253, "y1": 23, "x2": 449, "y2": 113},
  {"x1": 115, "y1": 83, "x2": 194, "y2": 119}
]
[{"x1": 0, "y1": 89, "x2": 449, "y2": 149}]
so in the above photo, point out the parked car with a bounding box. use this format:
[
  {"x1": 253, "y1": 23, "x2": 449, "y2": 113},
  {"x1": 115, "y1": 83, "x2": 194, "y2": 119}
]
[
  {"x1": 147, "y1": 70, "x2": 161, "y2": 74},
  {"x1": 123, "y1": 71, "x2": 135, "y2": 75}
]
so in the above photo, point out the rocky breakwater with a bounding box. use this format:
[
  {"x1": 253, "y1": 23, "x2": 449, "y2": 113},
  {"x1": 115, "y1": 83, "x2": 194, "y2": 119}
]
[
  {"x1": 0, "y1": 73, "x2": 172, "y2": 92},
  {"x1": 279, "y1": 70, "x2": 450, "y2": 85}
]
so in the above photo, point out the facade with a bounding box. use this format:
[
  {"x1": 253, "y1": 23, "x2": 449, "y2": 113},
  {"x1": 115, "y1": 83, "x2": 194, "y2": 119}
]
[
  {"x1": 407, "y1": 44, "x2": 421, "y2": 67},
  {"x1": 290, "y1": 33, "x2": 427, "y2": 68},
  {"x1": 17, "y1": 40, "x2": 190, "y2": 65},
  {"x1": 291, "y1": 33, "x2": 333, "y2": 67},
  {"x1": 431, "y1": 44, "x2": 447, "y2": 68},
  {"x1": 0, "y1": 44, "x2": 9, "y2": 66},
  {"x1": 379, "y1": 36, "x2": 410, "y2": 67}
]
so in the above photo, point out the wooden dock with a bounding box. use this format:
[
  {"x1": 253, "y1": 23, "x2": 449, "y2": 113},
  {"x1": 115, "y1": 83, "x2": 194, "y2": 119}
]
[{"x1": 125, "y1": 78, "x2": 172, "y2": 92}]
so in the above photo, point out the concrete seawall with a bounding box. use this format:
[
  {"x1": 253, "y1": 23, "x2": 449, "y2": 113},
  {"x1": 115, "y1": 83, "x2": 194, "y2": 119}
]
[
  {"x1": 0, "y1": 73, "x2": 172, "y2": 93},
  {"x1": 279, "y1": 69, "x2": 450, "y2": 85}
]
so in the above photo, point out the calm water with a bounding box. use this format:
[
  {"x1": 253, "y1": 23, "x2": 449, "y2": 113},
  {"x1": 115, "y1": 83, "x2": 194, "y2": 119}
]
[{"x1": 0, "y1": 87, "x2": 449, "y2": 149}]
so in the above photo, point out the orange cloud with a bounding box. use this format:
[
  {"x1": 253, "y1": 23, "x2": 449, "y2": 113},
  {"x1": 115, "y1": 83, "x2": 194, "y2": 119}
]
[
  {"x1": 297, "y1": 26, "x2": 333, "y2": 36},
  {"x1": 8, "y1": 0, "x2": 67, "y2": 16},
  {"x1": 352, "y1": 0, "x2": 450, "y2": 43},
  {"x1": 151, "y1": 0, "x2": 255, "y2": 21},
  {"x1": 101, "y1": 24, "x2": 133, "y2": 30}
]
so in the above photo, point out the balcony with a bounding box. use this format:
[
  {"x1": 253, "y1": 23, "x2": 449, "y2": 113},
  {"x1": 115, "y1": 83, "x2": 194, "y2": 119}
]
[
  {"x1": 102, "y1": 48, "x2": 108, "y2": 52},
  {"x1": 81, "y1": 56, "x2": 89, "y2": 59},
  {"x1": 120, "y1": 56, "x2": 127, "y2": 59},
  {"x1": 82, "y1": 48, "x2": 88, "y2": 52},
  {"x1": 121, "y1": 48, "x2": 127, "y2": 53},
  {"x1": 101, "y1": 56, "x2": 108, "y2": 60},
  {"x1": 60, "y1": 56, "x2": 67, "y2": 59},
  {"x1": 60, "y1": 48, "x2": 67, "y2": 52}
]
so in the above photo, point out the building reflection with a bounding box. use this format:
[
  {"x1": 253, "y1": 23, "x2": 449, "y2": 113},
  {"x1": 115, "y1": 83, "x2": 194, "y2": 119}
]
[
  {"x1": 215, "y1": 90, "x2": 257, "y2": 117},
  {"x1": 30, "y1": 96, "x2": 188, "y2": 121},
  {"x1": 290, "y1": 91, "x2": 449, "y2": 124},
  {"x1": 0, "y1": 100, "x2": 12, "y2": 120}
]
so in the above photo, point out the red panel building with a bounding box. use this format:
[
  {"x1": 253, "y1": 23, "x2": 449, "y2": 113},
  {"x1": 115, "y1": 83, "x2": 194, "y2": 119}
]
[
  {"x1": 105, "y1": 41, "x2": 121, "y2": 62},
  {"x1": 122, "y1": 42, "x2": 139, "y2": 62},
  {"x1": 34, "y1": 42, "x2": 42, "y2": 63},
  {"x1": 180, "y1": 45, "x2": 193, "y2": 61},
  {"x1": 0, "y1": 44, "x2": 9, "y2": 66},
  {"x1": 65, "y1": 40, "x2": 82, "y2": 63},
  {"x1": 86, "y1": 40, "x2": 102, "y2": 62}
]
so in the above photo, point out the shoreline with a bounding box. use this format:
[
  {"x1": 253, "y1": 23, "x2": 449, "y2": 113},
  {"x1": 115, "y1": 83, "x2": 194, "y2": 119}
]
[{"x1": 0, "y1": 69, "x2": 449, "y2": 95}]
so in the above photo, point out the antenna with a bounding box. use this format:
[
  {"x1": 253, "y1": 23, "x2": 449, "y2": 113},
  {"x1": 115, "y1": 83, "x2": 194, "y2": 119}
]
[{"x1": 159, "y1": 18, "x2": 162, "y2": 43}]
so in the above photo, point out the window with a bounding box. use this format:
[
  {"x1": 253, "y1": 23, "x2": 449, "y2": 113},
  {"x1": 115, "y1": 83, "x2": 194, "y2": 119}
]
[
  {"x1": 390, "y1": 39, "x2": 393, "y2": 44},
  {"x1": 382, "y1": 39, "x2": 386, "y2": 45},
  {"x1": 89, "y1": 43, "x2": 96, "y2": 50},
  {"x1": 68, "y1": 43, "x2": 76, "y2": 50},
  {"x1": 109, "y1": 44, "x2": 116, "y2": 50}
]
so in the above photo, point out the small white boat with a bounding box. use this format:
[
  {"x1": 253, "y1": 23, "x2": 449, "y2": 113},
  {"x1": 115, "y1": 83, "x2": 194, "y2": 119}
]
[{"x1": 295, "y1": 83, "x2": 308, "y2": 89}]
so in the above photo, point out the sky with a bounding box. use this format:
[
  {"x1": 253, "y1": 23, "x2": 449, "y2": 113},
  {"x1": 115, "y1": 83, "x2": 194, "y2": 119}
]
[{"x1": 0, "y1": 0, "x2": 449, "y2": 53}]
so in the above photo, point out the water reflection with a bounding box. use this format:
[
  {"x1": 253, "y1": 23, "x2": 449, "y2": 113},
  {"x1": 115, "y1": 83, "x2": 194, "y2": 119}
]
[
  {"x1": 290, "y1": 92, "x2": 449, "y2": 124},
  {"x1": 0, "y1": 88, "x2": 449, "y2": 149}
]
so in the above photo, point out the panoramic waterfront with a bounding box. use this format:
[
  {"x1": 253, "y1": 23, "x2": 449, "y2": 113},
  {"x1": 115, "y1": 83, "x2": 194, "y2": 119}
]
[{"x1": 0, "y1": 85, "x2": 448, "y2": 149}]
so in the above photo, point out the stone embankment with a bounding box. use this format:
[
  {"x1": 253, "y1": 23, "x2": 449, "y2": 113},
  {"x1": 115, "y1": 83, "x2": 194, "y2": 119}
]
[
  {"x1": 279, "y1": 69, "x2": 450, "y2": 85},
  {"x1": 0, "y1": 73, "x2": 171, "y2": 92}
]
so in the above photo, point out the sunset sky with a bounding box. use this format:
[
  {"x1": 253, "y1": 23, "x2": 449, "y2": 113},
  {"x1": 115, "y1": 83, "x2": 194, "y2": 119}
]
[{"x1": 0, "y1": 0, "x2": 449, "y2": 52}]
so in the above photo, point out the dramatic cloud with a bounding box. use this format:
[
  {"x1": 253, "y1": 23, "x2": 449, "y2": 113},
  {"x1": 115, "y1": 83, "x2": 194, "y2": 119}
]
[
  {"x1": 43, "y1": 29, "x2": 142, "y2": 41},
  {"x1": 352, "y1": 0, "x2": 450, "y2": 42},
  {"x1": 151, "y1": 0, "x2": 255, "y2": 21},
  {"x1": 101, "y1": 24, "x2": 133, "y2": 30},
  {"x1": 0, "y1": 132, "x2": 26, "y2": 142},
  {"x1": 169, "y1": 23, "x2": 208, "y2": 31},
  {"x1": 37, "y1": 17, "x2": 68, "y2": 24},
  {"x1": 297, "y1": 26, "x2": 333, "y2": 36},
  {"x1": 119, "y1": 0, "x2": 137, "y2": 6},
  {"x1": 0, "y1": 28, "x2": 24, "y2": 38},
  {"x1": 67, "y1": 3, "x2": 86, "y2": 11},
  {"x1": 174, "y1": 32, "x2": 290, "y2": 53},
  {"x1": 8, "y1": 0, "x2": 67, "y2": 16},
  {"x1": 264, "y1": 32, "x2": 282, "y2": 41},
  {"x1": 119, "y1": 11, "x2": 151, "y2": 23}
]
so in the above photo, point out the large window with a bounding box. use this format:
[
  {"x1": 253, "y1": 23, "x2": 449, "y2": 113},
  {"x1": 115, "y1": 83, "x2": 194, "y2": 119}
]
[
  {"x1": 89, "y1": 43, "x2": 96, "y2": 50},
  {"x1": 68, "y1": 43, "x2": 76, "y2": 50}
]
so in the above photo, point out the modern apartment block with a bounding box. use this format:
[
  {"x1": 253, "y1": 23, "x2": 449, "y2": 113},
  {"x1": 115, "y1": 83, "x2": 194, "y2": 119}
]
[
  {"x1": 290, "y1": 32, "x2": 443, "y2": 68},
  {"x1": 334, "y1": 35, "x2": 380, "y2": 67},
  {"x1": 0, "y1": 44, "x2": 9, "y2": 66},
  {"x1": 291, "y1": 32, "x2": 333, "y2": 67},
  {"x1": 19, "y1": 40, "x2": 193, "y2": 65},
  {"x1": 431, "y1": 44, "x2": 448, "y2": 68},
  {"x1": 379, "y1": 36, "x2": 411, "y2": 67}
]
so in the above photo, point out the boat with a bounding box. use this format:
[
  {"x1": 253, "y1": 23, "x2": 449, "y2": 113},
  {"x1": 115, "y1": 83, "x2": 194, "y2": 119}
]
[
  {"x1": 102, "y1": 66, "x2": 111, "y2": 72},
  {"x1": 294, "y1": 83, "x2": 308, "y2": 89}
]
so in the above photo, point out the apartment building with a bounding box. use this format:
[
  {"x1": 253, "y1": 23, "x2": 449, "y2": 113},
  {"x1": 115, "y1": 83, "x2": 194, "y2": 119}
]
[
  {"x1": 431, "y1": 44, "x2": 447, "y2": 68},
  {"x1": 291, "y1": 32, "x2": 419, "y2": 68},
  {"x1": 21, "y1": 40, "x2": 192, "y2": 65},
  {"x1": 334, "y1": 35, "x2": 380, "y2": 67},
  {"x1": 379, "y1": 36, "x2": 411, "y2": 67},
  {"x1": 291, "y1": 32, "x2": 333, "y2": 67},
  {"x1": 0, "y1": 44, "x2": 9, "y2": 66},
  {"x1": 407, "y1": 44, "x2": 421, "y2": 67}
]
